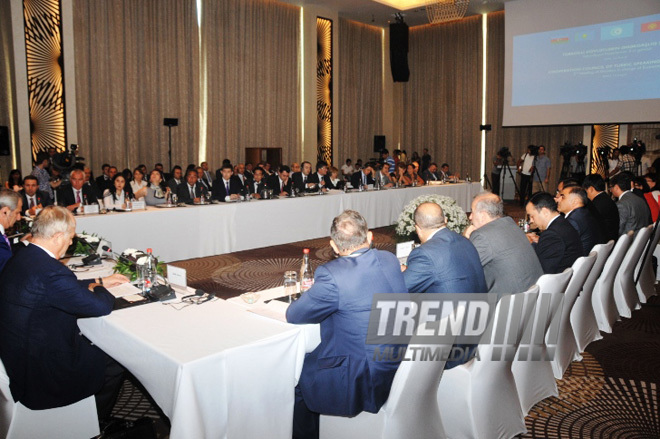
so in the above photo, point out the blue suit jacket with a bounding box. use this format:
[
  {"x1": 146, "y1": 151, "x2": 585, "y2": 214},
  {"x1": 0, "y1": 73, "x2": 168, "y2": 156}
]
[
  {"x1": 286, "y1": 248, "x2": 407, "y2": 416},
  {"x1": 0, "y1": 244, "x2": 115, "y2": 409},
  {"x1": 0, "y1": 235, "x2": 11, "y2": 273},
  {"x1": 565, "y1": 206, "x2": 603, "y2": 256}
]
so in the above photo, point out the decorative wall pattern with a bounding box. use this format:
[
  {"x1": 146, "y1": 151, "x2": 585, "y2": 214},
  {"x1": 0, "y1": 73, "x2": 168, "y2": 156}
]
[
  {"x1": 23, "y1": 0, "x2": 66, "y2": 159},
  {"x1": 317, "y1": 17, "x2": 332, "y2": 165},
  {"x1": 591, "y1": 124, "x2": 619, "y2": 175}
]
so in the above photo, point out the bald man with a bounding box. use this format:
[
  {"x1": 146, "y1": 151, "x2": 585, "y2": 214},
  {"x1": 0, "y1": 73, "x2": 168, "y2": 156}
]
[{"x1": 465, "y1": 193, "x2": 544, "y2": 300}]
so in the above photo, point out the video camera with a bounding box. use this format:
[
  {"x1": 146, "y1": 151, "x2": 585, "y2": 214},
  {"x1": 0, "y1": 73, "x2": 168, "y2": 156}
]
[
  {"x1": 52, "y1": 144, "x2": 85, "y2": 174},
  {"x1": 559, "y1": 141, "x2": 587, "y2": 160},
  {"x1": 619, "y1": 138, "x2": 646, "y2": 162},
  {"x1": 497, "y1": 146, "x2": 512, "y2": 160}
]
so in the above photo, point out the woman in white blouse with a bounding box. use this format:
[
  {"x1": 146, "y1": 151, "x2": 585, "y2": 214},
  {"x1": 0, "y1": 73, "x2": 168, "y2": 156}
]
[
  {"x1": 130, "y1": 167, "x2": 148, "y2": 199},
  {"x1": 103, "y1": 174, "x2": 134, "y2": 210}
]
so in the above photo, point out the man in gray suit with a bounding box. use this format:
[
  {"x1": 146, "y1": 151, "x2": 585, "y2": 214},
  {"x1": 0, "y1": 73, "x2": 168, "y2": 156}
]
[
  {"x1": 464, "y1": 193, "x2": 544, "y2": 300},
  {"x1": 610, "y1": 172, "x2": 652, "y2": 236}
]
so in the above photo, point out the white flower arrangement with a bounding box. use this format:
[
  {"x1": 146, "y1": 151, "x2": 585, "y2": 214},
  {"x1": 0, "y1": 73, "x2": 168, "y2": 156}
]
[
  {"x1": 396, "y1": 194, "x2": 469, "y2": 238},
  {"x1": 121, "y1": 248, "x2": 140, "y2": 258},
  {"x1": 77, "y1": 233, "x2": 100, "y2": 244},
  {"x1": 73, "y1": 231, "x2": 104, "y2": 256}
]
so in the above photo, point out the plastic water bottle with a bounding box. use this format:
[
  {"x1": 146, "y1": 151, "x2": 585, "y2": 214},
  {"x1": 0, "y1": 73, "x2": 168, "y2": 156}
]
[
  {"x1": 142, "y1": 248, "x2": 156, "y2": 293},
  {"x1": 300, "y1": 248, "x2": 314, "y2": 293}
]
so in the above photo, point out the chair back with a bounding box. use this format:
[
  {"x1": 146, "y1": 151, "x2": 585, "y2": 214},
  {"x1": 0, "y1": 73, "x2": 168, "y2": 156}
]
[
  {"x1": 580, "y1": 241, "x2": 615, "y2": 304},
  {"x1": 593, "y1": 231, "x2": 633, "y2": 331},
  {"x1": 614, "y1": 225, "x2": 652, "y2": 317},
  {"x1": 0, "y1": 358, "x2": 14, "y2": 439},
  {"x1": 636, "y1": 222, "x2": 660, "y2": 302}
]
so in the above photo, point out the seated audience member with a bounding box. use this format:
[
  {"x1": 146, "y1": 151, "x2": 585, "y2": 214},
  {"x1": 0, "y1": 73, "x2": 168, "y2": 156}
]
[
  {"x1": 401, "y1": 163, "x2": 424, "y2": 186},
  {"x1": 380, "y1": 149, "x2": 395, "y2": 168},
  {"x1": 554, "y1": 178, "x2": 579, "y2": 202},
  {"x1": 176, "y1": 168, "x2": 208, "y2": 204},
  {"x1": 610, "y1": 172, "x2": 652, "y2": 235},
  {"x1": 197, "y1": 167, "x2": 211, "y2": 192},
  {"x1": 103, "y1": 173, "x2": 134, "y2": 210},
  {"x1": 340, "y1": 159, "x2": 354, "y2": 179},
  {"x1": 644, "y1": 173, "x2": 658, "y2": 191},
  {"x1": 557, "y1": 185, "x2": 603, "y2": 255},
  {"x1": 5, "y1": 169, "x2": 23, "y2": 191},
  {"x1": 355, "y1": 159, "x2": 363, "y2": 171},
  {"x1": 58, "y1": 169, "x2": 98, "y2": 212},
  {"x1": 265, "y1": 165, "x2": 293, "y2": 196},
  {"x1": 582, "y1": 174, "x2": 620, "y2": 243},
  {"x1": 137, "y1": 164, "x2": 148, "y2": 177},
  {"x1": 215, "y1": 159, "x2": 232, "y2": 181},
  {"x1": 32, "y1": 152, "x2": 59, "y2": 198},
  {"x1": 130, "y1": 167, "x2": 148, "y2": 199},
  {"x1": 633, "y1": 176, "x2": 659, "y2": 222},
  {"x1": 439, "y1": 163, "x2": 458, "y2": 180},
  {"x1": 0, "y1": 206, "x2": 128, "y2": 422},
  {"x1": 167, "y1": 166, "x2": 183, "y2": 193},
  {"x1": 121, "y1": 168, "x2": 132, "y2": 183},
  {"x1": 292, "y1": 161, "x2": 314, "y2": 193},
  {"x1": 525, "y1": 192, "x2": 582, "y2": 274},
  {"x1": 244, "y1": 163, "x2": 254, "y2": 180},
  {"x1": 291, "y1": 162, "x2": 301, "y2": 174},
  {"x1": 200, "y1": 161, "x2": 213, "y2": 188},
  {"x1": 422, "y1": 163, "x2": 440, "y2": 182},
  {"x1": 83, "y1": 166, "x2": 102, "y2": 199},
  {"x1": 20, "y1": 175, "x2": 52, "y2": 216},
  {"x1": 394, "y1": 162, "x2": 407, "y2": 185},
  {"x1": 0, "y1": 189, "x2": 22, "y2": 272},
  {"x1": 350, "y1": 162, "x2": 375, "y2": 188},
  {"x1": 327, "y1": 166, "x2": 344, "y2": 190},
  {"x1": 262, "y1": 162, "x2": 273, "y2": 176},
  {"x1": 235, "y1": 163, "x2": 248, "y2": 188},
  {"x1": 246, "y1": 167, "x2": 267, "y2": 198},
  {"x1": 464, "y1": 193, "x2": 543, "y2": 300},
  {"x1": 212, "y1": 164, "x2": 244, "y2": 201},
  {"x1": 307, "y1": 161, "x2": 332, "y2": 191},
  {"x1": 374, "y1": 163, "x2": 393, "y2": 187},
  {"x1": 286, "y1": 210, "x2": 406, "y2": 439},
  {"x1": 95, "y1": 164, "x2": 112, "y2": 194},
  {"x1": 140, "y1": 169, "x2": 170, "y2": 205},
  {"x1": 155, "y1": 163, "x2": 169, "y2": 180}
]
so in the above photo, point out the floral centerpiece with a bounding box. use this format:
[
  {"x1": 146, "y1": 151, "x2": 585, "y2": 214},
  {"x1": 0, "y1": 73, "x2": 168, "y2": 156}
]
[
  {"x1": 113, "y1": 248, "x2": 165, "y2": 281},
  {"x1": 72, "y1": 232, "x2": 102, "y2": 256},
  {"x1": 396, "y1": 194, "x2": 469, "y2": 239}
]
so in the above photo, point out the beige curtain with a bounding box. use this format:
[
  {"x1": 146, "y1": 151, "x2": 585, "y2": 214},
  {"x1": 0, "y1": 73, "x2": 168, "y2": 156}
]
[
  {"x1": 73, "y1": 0, "x2": 200, "y2": 175},
  {"x1": 202, "y1": 0, "x2": 300, "y2": 169},
  {"x1": 398, "y1": 15, "x2": 483, "y2": 179},
  {"x1": 487, "y1": 11, "x2": 584, "y2": 194},
  {"x1": 336, "y1": 18, "x2": 383, "y2": 167},
  {"x1": 0, "y1": 0, "x2": 18, "y2": 177}
]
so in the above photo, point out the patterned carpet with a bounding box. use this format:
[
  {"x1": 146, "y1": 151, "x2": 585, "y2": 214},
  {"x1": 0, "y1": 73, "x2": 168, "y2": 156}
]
[{"x1": 110, "y1": 202, "x2": 660, "y2": 438}]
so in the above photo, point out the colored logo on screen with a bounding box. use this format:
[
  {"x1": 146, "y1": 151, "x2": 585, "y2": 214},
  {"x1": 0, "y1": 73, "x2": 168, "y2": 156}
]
[
  {"x1": 641, "y1": 21, "x2": 660, "y2": 32},
  {"x1": 601, "y1": 23, "x2": 633, "y2": 40},
  {"x1": 551, "y1": 37, "x2": 569, "y2": 44},
  {"x1": 574, "y1": 31, "x2": 595, "y2": 42}
]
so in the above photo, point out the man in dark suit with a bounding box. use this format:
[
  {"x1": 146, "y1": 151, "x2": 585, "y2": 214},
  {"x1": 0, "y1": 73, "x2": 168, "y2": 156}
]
[
  {"x1": 292, "y1": 161, "x2": 314, "y2": 193},
  {"x1": 95, "y1": 163, "x2": 111, "y2": 194},
  {"x1": 557, "y1": 185, "x2": 604, "y2": 255},
  {"x1": 0, "y1": 206, "x2": 128, "y2": 419},
  {"x1": 266, "y1": 165, "x2": 293, "y2": 196},
  {"x1": 83, "y1": 166, "x2": 103, "y2": 199},
  {"x1": 465, "y1": 193, "x2": 544, "y2": 301},
  {"x1": 0, "y1": 189, "x2": 22, "y2": 272},
  {"x1": 422, "y1": 163, "x2": 440, "y2": 182},
  {"x1": 350, "y1": 162, "x2": 376, "y2": 188},
  {"x1": 176, "y1": 169, "x2": 208, "y2": 204},
  {"x1": 167, "y1": 166, "x2": 183, "y2": 193},
  {"x1": 20, "y1": 175, "x2": 52, "y2": 216},
  {"x1": 583, "y1": 174, "x2": 619, "y2": 242},
  {"x1": 610, "y1": 172, "x2": 652, "y2": 235},
  {"x1": 403, "y1": 202, "x2": 487, "y2": 369},
  {"x1": 57, "y1": 169, "x2": 98, "y2": 213},
  {"x1": 200, "y1": 161, "x2": 214, "y2": 189},
  {"x1": 212, "y1": 164, "x2": 244, "y2": 201},
  {"x1": 526, "y1": 192, "x2": 582, "y2": 274},
  {"x1": 307, "y1": 161, "x2": 332, "y2": 192},
  {"x1": 287, "y1": 210, "x2": 406, "y2": 439},
  {"x1": 246, "y1": 167, "x2": 267, "y2": 198}
]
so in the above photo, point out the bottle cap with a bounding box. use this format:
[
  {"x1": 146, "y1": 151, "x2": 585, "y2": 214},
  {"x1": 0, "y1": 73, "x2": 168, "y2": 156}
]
[
  {"x1": 147, "y1": 248, "x2": 153, "y2": 253},
  {"x1": 303, "y1": 248, "x2": 310, "y2": 254}
]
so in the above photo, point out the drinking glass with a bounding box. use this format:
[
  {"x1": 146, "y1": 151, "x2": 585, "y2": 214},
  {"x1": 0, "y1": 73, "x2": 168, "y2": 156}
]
[{"x1": 283, "y1": 271, "x2": 298, "y2": 300}]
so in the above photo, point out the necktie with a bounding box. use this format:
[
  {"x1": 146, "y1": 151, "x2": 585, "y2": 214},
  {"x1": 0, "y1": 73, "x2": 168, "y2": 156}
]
[
  {"x1": 363, "y1": 174, "x2": 366, "y2": 185},
  {"x1": 225, "y1": 181, "x2": 230, "y2": 195},
  {"x1": 303, "y1": 175, "x2": 307, "y2": 184},
  {"x1": 190, "y1": 186, "x2": 195, "y2": 199},
  {"x1": 29, "y1": 197, "x2": 34, "y2": 208},
  {"x1": 2, "y1": 234, "x2": 11, "y2": 254},
  {"x1": 281, "y1": 180, "x2": 283, "y2": 192},
  {"x1": 76, "y1": 190, "x2": 81, "y2": 204}
]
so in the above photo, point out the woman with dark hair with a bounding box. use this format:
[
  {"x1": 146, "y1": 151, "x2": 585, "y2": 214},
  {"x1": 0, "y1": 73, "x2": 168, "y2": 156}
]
[
  {"x1": 103, "y1": 173, "x2": 134, "y2": 210},
  {"x1": 633, "y1": 176, "x2": 660, "y2": 222},
  {"x1": 5, "y1": 169, "x2": 22, "y2": 191},
  {"x1": 394, "y1": 162, "x2": 407, "y2": 186},
  {"x1": 121, "y1": 168, "x2": 132, "y2": 183},
  {"x1": 138, "y1": 169, "x2": 170, "y2": 206},
  {"x1": 130, "y1": 167, "x2": 148, "y2": 200},
  {"x1": 402, "y1": 163, "x2": 424, "y2": 187}
]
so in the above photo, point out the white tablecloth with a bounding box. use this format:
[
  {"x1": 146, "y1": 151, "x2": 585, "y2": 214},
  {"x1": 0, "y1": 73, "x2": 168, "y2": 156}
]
[
  {"x1": 78, "y1": 295, "x2": 318, "y2": 439},
  {"x1": 75, "y1": 183, "x2": 482, "y2": 262}
]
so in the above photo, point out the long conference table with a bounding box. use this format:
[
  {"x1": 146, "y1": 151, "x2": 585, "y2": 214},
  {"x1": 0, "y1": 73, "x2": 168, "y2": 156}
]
[{"x1": 75, "y1": 183, "x2": 482, "y2": 262}]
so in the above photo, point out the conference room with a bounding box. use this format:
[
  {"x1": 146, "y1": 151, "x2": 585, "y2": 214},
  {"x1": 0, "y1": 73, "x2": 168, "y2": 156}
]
[{"x1": 0, "y1": 0, "x2": 659, "y2": 437}]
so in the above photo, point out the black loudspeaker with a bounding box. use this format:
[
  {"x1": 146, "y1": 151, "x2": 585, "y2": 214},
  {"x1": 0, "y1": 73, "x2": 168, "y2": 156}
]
[
  {"x1": 163, "y1": 118, "x2": 179, "y2": 127},
  {"x1": 0, "y1": 126, "x2": 9, "y2": 156},
  {"x1": 374, "y1": 135, "x2": 386, "y2": 153},
  {"x1": 389, "y1": 22, "x2": 410, "y2": 82}
]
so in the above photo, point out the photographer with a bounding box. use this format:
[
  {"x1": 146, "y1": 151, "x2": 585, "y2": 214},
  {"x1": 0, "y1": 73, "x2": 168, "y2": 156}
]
[
  {"x1": 532, "y1": 145, "x2": 552, "y2": 194},
  {"x1": 491, "y1": 150, "x2": 505, "y2": 196},
  {"x1": 517, "y1": 145, "x2": 535, "y2": 206},
  {"x1": 31, "y1": 152, "x2": 61, "y2": 199},
  {"x1": 619, "y1": 145, "x2": 636, "y2": 175}
]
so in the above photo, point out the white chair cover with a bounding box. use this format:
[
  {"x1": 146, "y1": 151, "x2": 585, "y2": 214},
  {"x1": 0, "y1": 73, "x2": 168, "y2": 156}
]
[
  {"x1": 571, "y1": 241, "x2": 614, "y2": 352},
  {"x1": 636, "y1": 224, "x2": 660, "y2": 303},
  {"x1": 438, "y1": 287, "x2": 538, "y2": 439},
  {"x1": 613, "y1": 226, "x2": 652, "y2": 318},
  {"x1": 512, "y1": 269, "x2": 572, "y2": 415},
  {"x1": 320, "y1": 307, "x2": 462, "y2": 439},
  {"x1": 592, "y1": 232, "x2": 633, "y2": 332},
  {"x1": 0, "y1": 358, "x2": 100, "y2": 439},
  {"x1": 550, "y1": 253, "x2": 596, "y2": 379}
]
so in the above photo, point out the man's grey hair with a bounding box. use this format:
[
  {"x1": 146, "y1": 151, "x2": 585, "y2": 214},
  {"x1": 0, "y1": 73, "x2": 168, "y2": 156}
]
[
  {"x1": 414, "y1": 202, "x2": 446, "y2": 230},
  {"x1": 473, "y1": 192, "x2": 504, "y2": 219},
  {"x1": 331, "y1": 210, "x2": 369, "y2": 253},
  {"x1": 70, "y1": 168, "x2": 84, "y2": 178},
  {"x1": 31, "y1": 206, "x2": 75, "y2": 239},
  {"x1": 0, "y1": 188, "x2": 20, "y2": 211}
]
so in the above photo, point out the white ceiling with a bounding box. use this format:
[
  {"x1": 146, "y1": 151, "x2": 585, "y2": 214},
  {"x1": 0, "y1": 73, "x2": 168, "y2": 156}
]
[{"x1": 283, "y1": 0, "x2": 509, "y2": 28}]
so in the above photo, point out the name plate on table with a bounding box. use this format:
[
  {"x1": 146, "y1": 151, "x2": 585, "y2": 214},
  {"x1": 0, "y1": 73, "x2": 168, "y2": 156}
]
[
  {"x1": 396, "y1": 240, "x2": 415, "y2": 265},
  {"x1": 131, "y1": 200, "x2": 146, "y2": 210},
  {"x1": 82, "y1": 204, "x2": 100, "y2": 214},
  {"x1": 167, "y1": 265, "x2": 187, "y2": 288}
]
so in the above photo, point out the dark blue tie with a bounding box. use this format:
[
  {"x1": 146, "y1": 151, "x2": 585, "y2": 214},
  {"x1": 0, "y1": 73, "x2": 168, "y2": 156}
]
[
  {"x1": 226, "y1": 181, "x2": 230, "y2": 195},
  {"x1": 2, "y1": 234, "x2": 11, "y2": 254}
]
